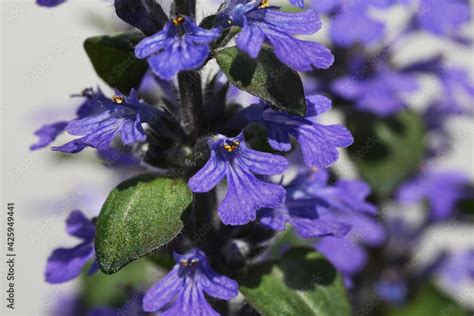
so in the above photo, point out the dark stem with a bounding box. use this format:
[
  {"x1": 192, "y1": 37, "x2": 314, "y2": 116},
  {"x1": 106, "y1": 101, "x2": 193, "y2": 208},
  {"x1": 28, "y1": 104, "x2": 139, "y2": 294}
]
[
  {"x1": 178, "y1": 71, "x2": 204, "y2": 142},
  {"x1": 174, "y1": 0, "x2": 202, "y2": 142},
  {"x1": 174, "y1": 0, "x2": 195, "y2": 18}
]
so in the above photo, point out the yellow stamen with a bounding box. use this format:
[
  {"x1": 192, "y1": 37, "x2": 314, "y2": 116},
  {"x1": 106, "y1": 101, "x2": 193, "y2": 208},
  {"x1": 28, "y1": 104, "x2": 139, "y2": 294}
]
[
  {"x1": 111, "y1": 95, "x2": 125, "y2": 104},
  {"x1": 180, "y1": 258, "x2": 200, "y2": 267},
  {"x1": 258, "y1": 0, "x2": 270, "y2": 9},
  {"x1": 172, "y1": 16, "x2": 185, "y2": 26},
  {"x1": 223, "y1": 140, "x2": 240, "y2": 152}
]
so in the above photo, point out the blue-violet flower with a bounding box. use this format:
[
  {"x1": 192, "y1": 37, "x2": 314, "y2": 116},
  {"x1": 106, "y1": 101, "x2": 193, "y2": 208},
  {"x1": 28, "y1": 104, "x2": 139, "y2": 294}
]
[
  {"x1": 143, "y1": 248, "x2": 238, "y2": 315},
  {"x1": 188, "y1": 133, "x2": 288, "y2": 225}
]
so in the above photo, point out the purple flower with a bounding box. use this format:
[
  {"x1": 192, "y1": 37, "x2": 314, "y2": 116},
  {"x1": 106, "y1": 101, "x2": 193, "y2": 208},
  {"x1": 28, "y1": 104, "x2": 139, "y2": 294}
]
[
  {"x1": 36, "y1": 0, "x2": 66, "y2": 7},
  {"x1": 51, "y1": 89, "x2": 159, "y2": 154},
  {"x1": 315, "y1": 212, "x2": 385, "y2": 287},
  {"x1": 188, "y1": 133, "x2": 287, "y2": 225},
  {"x1": 135, "y1": 16, "x2": 220, "y2": 80},
  {"x1": 332, "y1": 69, "x2": 418, "y2": 116},
  {"x1": 143, "y1": 249, "x2": 238, "y2": 315},
  {"x1": 329, "y1": 4, "x2": 385, "y2": 47},
  {"x1": 259, "y1": 169, "x2": 352, "y2": 238},
  {"x1": 31, "y1": 88, "x2": 108, "y2": 151},
  {"x1": 259, "y1": 168, "x2": 384, "y2": 287},
  {"x1": 289, "y1": 0, "x2": 304, "y2": 9},
  {"x1": 239, "y1": 95, "x2": 353, "y2": 168},
  {"x1": 434, "y1": 249, "x2": 474, "y2": 288},
  {"x1": 311, "y1": 0, "x2": 339, "y2": 12},
  {"x1": 216, "y1": 1, "x2": 334, "y2": 71},
  {"x1": 45, "y1": 210, "x2": 98, "y2": 284},
  {"x1": 439, "y1": 68, "x2": 474, "y2": 114},
  {"x1": 417, "y1": 0, "x2": 471, "y2": 37},
  {"x1": 30, "y1": 121, "x2": 68, "y2": 151},
  {"x1": 374, "y1": 279, "x2": 407, "y2": 305},
  {"x1": 312, "y1": 0, "x2": 410, "y2": 47},
  {"x1": 396, "y1": 172, "x2": 471, "y2": 221},
  {"x1": 260, "y1": 168, "x2": 381, "y2": 248}
]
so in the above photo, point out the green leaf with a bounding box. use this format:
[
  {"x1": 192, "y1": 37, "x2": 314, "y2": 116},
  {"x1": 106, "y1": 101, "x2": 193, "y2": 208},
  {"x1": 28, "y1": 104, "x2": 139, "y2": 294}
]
[
  {"x1": 458, "y1": 196, "x2": 474, "y2": 216},
  {"x1": 388, "y1": 284, "x2": 468, "y2": 316},
  {"x1": 239, "y1": 248, "x2": 351, "y2": 316},
  {"x1": 346, "y1": 111, "x2": 425, "y2": 197},
  {"x1": 215, "y1": 46, "x2": 307, "y2": 116},
  {"x1": 81, "y1": 259, "x2": 151, "y2": 309},
  {"x1": 84, "y1": 31, "x2": 148, "y2": 93},
  {"x1": 95, "y1": 175, "x2": 193, "y2": 274}
]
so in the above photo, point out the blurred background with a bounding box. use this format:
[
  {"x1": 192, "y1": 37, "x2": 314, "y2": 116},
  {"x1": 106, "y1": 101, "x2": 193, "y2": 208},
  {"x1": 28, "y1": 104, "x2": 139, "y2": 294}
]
[{"x1": 1, "y1": 0, "x2": 473, "y2": 315}]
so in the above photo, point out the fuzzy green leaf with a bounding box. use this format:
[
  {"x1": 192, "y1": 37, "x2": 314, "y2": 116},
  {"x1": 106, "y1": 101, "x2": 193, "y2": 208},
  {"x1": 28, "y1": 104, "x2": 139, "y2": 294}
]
[
  {"x1": 84, "y1": 31, "x2": 148, "y2": 93},
  {"x1": 346, "y1": 110, "x2": 425, "y2": 197},
  {"x1": 95, "y1": 175, "x2": 192, "y2": 274},
  {"x1": 215, "y1": 46, "x2": 307, "y2": 116},
  {"x1": 239, "y1": 248, "x2": 351, "y2": 316}
]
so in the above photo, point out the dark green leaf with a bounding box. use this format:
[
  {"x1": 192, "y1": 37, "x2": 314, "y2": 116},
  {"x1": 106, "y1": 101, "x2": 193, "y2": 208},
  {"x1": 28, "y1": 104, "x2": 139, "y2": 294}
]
[
  {"x1": 84, "y1": 31, "x2": 148, "y2": 93},
  {"x1": 388, "y1": 284, "x2": 468, "y2": 316},
  {"x1": 215, "y1": 46, "x2": 307, "y2": 116},
  {"x1": 95, "y1": 175, "x2": 193, "y2": 274},
  {"x1": 114, "y1": 0, "x2": 167, "y2": 35},
  {"x1": 199, "y1": 14, "x2": 216, "y2": 29},
  {"x1": 458, "y1": 196, "x2": 474, "y2": 216},
  {"x1": 239, "y1": 248, "x2": 351, "y2": 316},
  {"x1": 346, "y1": 111, "x2": 425, "y2": 197}
]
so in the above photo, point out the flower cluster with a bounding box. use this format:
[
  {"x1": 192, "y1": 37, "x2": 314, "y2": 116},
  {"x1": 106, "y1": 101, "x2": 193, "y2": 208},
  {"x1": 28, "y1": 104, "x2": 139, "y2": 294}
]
[{"x1": 33, "y1": 0, "x2": 474, "y2": 315}]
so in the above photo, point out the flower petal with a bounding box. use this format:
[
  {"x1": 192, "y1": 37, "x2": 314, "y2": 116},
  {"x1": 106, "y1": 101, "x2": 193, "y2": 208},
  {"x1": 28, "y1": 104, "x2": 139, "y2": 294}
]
[
  {"x1": 188, "y1": 150, "x2": 227, "y2": 193},
  {"x1": 45, "y1": 243, "x2": 94, "y2": 284},
  {"x1": 143, "y1": 266, "x2": 182, "y2": 312}
]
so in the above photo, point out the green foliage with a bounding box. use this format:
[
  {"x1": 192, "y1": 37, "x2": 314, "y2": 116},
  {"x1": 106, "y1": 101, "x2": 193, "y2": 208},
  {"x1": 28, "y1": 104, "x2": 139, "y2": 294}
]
[
  {"x1": 239, "y1": 248, "x2": 351, "y2": 316},
  {"x1": 84, "y1": 31, "x2": 148, "y2": 93},
  {"x1": 215, "y1": 46, "x2": 307, "y2": 116},
  {"x1": 458, "y1": 196, "x2": 474, "y2": 216},
  {"x1": 346, "y1": 110, "x2": 425, "y2": 197},
  {"x1": 388, "y1": 284, "x2": 468, "y2": 316},
  {"x1": 81, "y1": 259, "x2": 151, "y2": 309},
  {"x1": 95, "y1": 175, "x2": 193, "y2": 274}
]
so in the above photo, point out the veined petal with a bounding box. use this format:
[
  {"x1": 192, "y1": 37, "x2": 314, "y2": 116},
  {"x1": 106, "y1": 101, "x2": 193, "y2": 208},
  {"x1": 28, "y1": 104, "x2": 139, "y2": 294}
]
[
  {"x1": 236, "y1": 23, "x2": 265, "y2": 58},
  {"x1": 250, "y1": 9, "x2": 322, "y2": 35},
  {"x1": 188, "y1": 151, "x2": 227, "y2": 193},
  {"x1": 134, "y1": 24, "x2": 174, "y2": 59},
  {"x1": 238, "y1": 143, "x2": 288, "y2": 175},
  {"x1": 143, "y1": 266, "x2": 182, "y2": 312},
  {"x1": 198, "y1": 264, "x2": 239, "y2": 300},
  {"x1": 305, "y1": 95, "x2": 332, "y2": 117},
  {"x1": 292, "y1": 217, "x2": 351, "y2": 238},
  {"x1": 161, "y1": 283, "x2": 219, "y2": 316},
  {"x1": 219, "y1": 166, "x2": 286, "y2": 225},
  {"x1": 120, "y1": 117, "x2": 146, "y2": 145},
  {"x1": 265, "y1": 30, "x2": 334, "y2": 71},
  {"x1": 45, "y1": 243, "x2": 94, "y2": 284},
  {"x1": 296, "y1": 123, "x2": 353, "y2": 168},
  {"x1": 66, "y1": 111, "x2": 115, "y2": 135}
]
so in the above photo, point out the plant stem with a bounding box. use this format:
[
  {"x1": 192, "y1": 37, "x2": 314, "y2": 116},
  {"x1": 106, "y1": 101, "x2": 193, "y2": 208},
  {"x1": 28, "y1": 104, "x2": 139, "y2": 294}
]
[
  {"x1": 174, "y1": 0, "x2": 196, "y2": 18},
  {"x1": 178, "y1": 71, "x2": 204, "y2": 142},
  {"x1": 174, "y1": 0, "x2": 202, "y2": 142}
]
